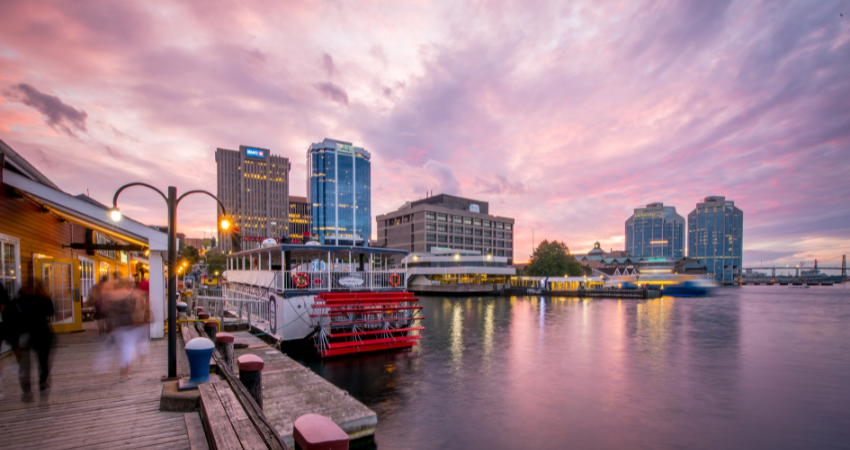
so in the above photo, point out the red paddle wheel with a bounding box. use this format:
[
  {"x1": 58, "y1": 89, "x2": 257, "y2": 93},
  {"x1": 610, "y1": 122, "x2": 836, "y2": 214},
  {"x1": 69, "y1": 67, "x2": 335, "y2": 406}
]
[{"x1": 311, "y1": 292, "x2": 425, "y2": 358}]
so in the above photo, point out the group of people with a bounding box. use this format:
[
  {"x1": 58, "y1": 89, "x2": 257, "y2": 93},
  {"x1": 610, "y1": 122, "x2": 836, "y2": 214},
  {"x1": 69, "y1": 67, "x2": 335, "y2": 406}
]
[
  {"x1": 88, "y1": 276, "x2": 151, "y2": 381},
  {"x1": 0, "y1": 274, "x2": 152, "y2": 402},
  {"x1": 0, "y1": 281, "x2": 56, "y2": 402}
]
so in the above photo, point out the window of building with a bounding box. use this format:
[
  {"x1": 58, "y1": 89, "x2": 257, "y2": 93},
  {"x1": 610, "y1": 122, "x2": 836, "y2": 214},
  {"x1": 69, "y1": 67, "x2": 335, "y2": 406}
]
[
  {"x1": 506, "y1": 250, "x2": 512, "y2": 257},
  {"x1": 497, "y1": 240, "x2": 505, "y2": 248},
  {"x1": 474, "y1": 229, "x2": 482, "y2": 236},
  {"x1": 395, "y1": 218, "x2": 402, "y2": 225},
  {"x1": 438, "y1": 224, "x2": 447, "y2": 232},
  {"x1": 496, "y1": 231, "x2": 504, "y2": 239},
  {"x1": 484, "y1": 239, "x2": 492, "y2": 246},
  {"x1": 447, "y1": 225, "x2": 453, "y2": 233},
  {"x1": 465, "y1": 247, "x2": 473, "y2": 250},
  {"x1": 474, "y1": 238, "x2": 482, "y2": 246},
  {"x1": 505, "y1": 224, "x2": 512, "y2": 231},
  {"x1": 437, "y1": 214, "x2": 447, "y2": 222},
  {"x1": 465, "y1": 227, "x2": 473, "y2": 235},
  {"x1": 454, "y1": 236, "x2": 464, "y2": 244},
  {"x1": 1, "y1": 234, "x2": 21, "y2": 297},
  {"x1": 426, "y1": 211, "x2": 436, "y2": 220},
  {"x1": 474, "y1": 219, "x2": 481, "y2": 226},
  {"x1": 484, "y1": 230, "x2": 492, "y2": 237},
  {"x1": 464, "y1": 237, "x2": 473, "y2": 245},
  {"x1": 463, "y1": 217, "x2": 472, "y2": 225},
  {"x1": 426, "y1": 233, "x2": 436, "y2": 242},
  {"x1": 403, "y1": 215, "x2": 410, "y2": 223},
  {"x1": 483, "y1": 220, "x2": 491, "y2": 228},
  {"x1": 497, "y1": 250, "x2": 505, "y2": 256},
  {"x1": 453, "y1": 216, "x2": 463, "y2": 224},
  {"x1": 438, "y1": 235, "x2": 448, "y2": 243},
  {"x1": 496, "y1": 222, "x2": 504, "y2": 229},
  {"x1": 79, "y1": 257, "x2": 95, "y2": 301},
  {"x1": 426, "y1": 222, "x2": 436, "y2": 231}
]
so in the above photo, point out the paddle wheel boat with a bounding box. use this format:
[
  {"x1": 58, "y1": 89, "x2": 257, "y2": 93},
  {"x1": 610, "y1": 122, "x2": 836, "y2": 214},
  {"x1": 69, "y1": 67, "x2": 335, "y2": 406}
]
[{"x1": 206, "y1": 244, "x2": 423, "y2": 358}]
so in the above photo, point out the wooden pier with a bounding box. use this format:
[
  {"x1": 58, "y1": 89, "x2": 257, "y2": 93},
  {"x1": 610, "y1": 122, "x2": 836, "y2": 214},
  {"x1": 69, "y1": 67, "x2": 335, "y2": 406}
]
[{"x1": 0, "y1": 322, "x2": 195, "y2": 450}]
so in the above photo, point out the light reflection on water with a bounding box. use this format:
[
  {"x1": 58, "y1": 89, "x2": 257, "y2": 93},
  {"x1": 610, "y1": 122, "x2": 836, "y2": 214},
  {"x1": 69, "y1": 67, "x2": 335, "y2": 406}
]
[{"x1": 297, "y1": 286, "x2": 850, "y2": 450}]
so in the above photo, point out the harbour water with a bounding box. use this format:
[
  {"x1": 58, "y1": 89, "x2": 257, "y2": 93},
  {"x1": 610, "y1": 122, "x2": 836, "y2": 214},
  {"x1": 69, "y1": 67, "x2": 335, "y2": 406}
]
[{"x1": 298, "y1": 285, "x2": 850, "y2": 449}]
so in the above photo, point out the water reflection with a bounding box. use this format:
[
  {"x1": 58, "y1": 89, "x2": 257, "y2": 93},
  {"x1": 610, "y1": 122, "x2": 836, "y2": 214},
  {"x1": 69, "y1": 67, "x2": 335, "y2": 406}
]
[{"x1": 298, "y1": 287, "x2": 850, "y2": 450}]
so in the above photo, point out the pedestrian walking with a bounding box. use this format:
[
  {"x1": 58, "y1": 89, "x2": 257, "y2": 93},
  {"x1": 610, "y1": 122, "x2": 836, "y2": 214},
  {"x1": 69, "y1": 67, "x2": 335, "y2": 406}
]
[
  {"x1": 88, "y1": 275, "x2": 110, "y2": 336},
  {"x1": 109, "y1": 277, "x2": 139, "y2": 381},
  {"x1": 0, "y1": 281, "x2": 22, "y2": 401},
  {"x1": 16, "y1": 282, "x2": 55, "y2": 402}
]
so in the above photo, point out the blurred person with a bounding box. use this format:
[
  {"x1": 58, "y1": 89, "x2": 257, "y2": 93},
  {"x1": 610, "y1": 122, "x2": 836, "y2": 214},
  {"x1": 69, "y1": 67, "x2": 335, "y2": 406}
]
[
  {"x1": 88, "y1": 275, "x2": 110, "y2": 336},
  {"x1": 109, "y1": 277, "x2": 139, "y2": 381},
  {"x1": 133, "y1": 280, "x2": 151, "y2": 361},
  {"x1": 1, "y1": 281, "x2": 22, "y2": 401},
  {"x1": 16, "y1": 282, "x2": 55, "y2": 402}
]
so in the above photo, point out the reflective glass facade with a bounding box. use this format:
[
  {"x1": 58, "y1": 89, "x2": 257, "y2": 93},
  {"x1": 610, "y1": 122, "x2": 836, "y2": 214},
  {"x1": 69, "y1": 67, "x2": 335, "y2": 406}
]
[
  {"x1": 688, "y1": 196, "x2": 743, "y2": 283},
  {"x1": 625, "y1": 203, "x2": 685, "y2": 258},
  {"x1": 307, "y1": 138, "x2": 371, "y2": 245}
]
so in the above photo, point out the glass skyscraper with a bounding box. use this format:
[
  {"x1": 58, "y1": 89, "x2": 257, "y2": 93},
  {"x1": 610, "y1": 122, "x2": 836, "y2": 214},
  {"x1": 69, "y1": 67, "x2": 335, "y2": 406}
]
[
  {"x1": 307, "y1": 138, "x2": 371, "y2": 246},
  {"x1": 688, "y1": 196, "x2": 743, "y2": 283},
  {"x1": 625, "y1": 203, "x2": 685, "y2": 258}
]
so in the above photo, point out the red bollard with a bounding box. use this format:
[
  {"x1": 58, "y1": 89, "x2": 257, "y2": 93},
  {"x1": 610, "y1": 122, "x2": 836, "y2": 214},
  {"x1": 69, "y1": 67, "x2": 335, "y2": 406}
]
[
  {"x1": 215, "y1": 332, "x2": 235, "y2": 370},
  {"x1": 294, "y1": 414, "x2": 349, "y2": 450},
  {"x1": 237, "y1": 354, "x2": 264, "y2": 409},
  {"x1": 198, "y1": 312, "x2": 210, "y2": 320}
]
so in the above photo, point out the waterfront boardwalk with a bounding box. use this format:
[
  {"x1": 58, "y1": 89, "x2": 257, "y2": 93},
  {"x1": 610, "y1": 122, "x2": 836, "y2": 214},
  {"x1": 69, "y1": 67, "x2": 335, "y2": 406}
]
[
  {"x1": 230, "y1": 330, "x2": 377, "y2": 447},
  {"x1": 0, "y1": 322, "x2": 193, "y2": 450}
]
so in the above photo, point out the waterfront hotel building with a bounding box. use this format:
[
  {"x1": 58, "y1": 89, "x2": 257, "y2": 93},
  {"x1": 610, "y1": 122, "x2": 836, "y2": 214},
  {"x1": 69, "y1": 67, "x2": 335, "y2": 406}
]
[
  {"x1": 216, "y1": 145, "x2": 289, "y2": 252},
  {"x1": 688, "y1": 196, "x2": 743, "y2": 283},
  {"x1": 625, "y1": 202, "x2": 685, "y2": 258},
  {"x1": 376, "y1": 194, "x2": 516, "y2": 265},
  {"x1": 288, "y1": 195, "x2": 312, "y2": 241},
  {"x1": 307, "y1": 138, "x2": 371, "y2": 246}
]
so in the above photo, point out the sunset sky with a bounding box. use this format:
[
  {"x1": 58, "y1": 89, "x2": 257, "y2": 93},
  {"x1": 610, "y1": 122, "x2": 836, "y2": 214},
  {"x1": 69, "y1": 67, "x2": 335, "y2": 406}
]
[{"x1": 1, "y1": 1, "x2": 847, "y2": 268}]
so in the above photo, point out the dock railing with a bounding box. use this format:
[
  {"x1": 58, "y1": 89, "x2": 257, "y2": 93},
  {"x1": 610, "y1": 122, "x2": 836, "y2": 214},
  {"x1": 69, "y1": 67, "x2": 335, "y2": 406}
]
[{"x1": 195, "y1": 291, "x2": 271, "y2": 331}]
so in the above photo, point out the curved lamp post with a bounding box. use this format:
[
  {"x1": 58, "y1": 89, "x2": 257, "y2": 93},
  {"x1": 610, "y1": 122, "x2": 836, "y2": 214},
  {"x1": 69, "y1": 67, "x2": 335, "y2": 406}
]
[{"x1": 109, "y1": 182, "x2": 229, "y2": 380}]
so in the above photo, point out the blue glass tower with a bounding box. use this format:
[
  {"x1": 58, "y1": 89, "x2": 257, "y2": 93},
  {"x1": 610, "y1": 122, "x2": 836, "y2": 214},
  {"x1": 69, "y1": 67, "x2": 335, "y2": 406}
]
[
  {"x1": 625, "y1": 203, "x2": 685, "y2": 258},
  {"x1": 688, "y1": 196, "x2": 743, "y2": 283},
  {"x1": 307, "y1": 138, "x2": 371, "y2": 246}
]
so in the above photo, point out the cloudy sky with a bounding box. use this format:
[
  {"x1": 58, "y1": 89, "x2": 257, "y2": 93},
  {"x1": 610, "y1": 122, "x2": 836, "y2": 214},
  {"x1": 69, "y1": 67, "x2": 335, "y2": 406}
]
[{"x1": 1, "y1": 0, "x2": 848, "y2": 267}]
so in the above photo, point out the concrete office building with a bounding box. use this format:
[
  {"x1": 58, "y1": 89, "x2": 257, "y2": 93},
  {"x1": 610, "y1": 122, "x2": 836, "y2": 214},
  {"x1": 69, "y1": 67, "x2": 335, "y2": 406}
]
[
  {"x1": 307, "y1": 138, "x2": 371, "y2": 246},
  {"x1": 688, "y1": 196, "x2": 743, "y2": 283},
  {"x1": 288, "y1": 195, "x2": 312, "y2": 241},
  {"x1": 625, "y1": 202, "x2": 685, "y2": 258},
  {"x1": 216, "y1": 145, "x2": 289, "y2": 252},
  {"x1": 376, "y1": 193, "x2": 516, "y2": 265}
]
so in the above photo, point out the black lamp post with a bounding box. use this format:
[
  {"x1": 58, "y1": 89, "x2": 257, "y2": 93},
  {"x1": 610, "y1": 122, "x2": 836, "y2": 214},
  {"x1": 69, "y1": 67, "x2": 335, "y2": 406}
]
[{"x1": 110, "y1": 183, "x2": 229, "y2": 380}]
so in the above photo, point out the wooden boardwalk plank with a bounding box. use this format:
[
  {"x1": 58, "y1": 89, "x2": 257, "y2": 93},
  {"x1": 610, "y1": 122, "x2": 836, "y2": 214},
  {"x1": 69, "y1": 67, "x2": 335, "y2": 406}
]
[{"x1": 0, "y1": 322, "x2": 191, "y2": 450}]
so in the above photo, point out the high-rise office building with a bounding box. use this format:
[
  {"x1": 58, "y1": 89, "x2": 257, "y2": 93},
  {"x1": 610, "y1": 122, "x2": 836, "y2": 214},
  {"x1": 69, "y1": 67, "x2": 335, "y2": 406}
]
[
  {"x1": 688, "y1": 196, "x2": 743, "y2": 283},
  {"x1": 625, "y1": 202, "x2": 685, "y2": 258},
  {"x1": 216, "y1": 145, "x2": 289, "y2": 252},
  {"x1": 307, "y1": 138, "x2": 371, "y2": 246},
  {"x1": 288, "y1": 195, "x2": 312, "y2": 241},
  {"x1": 376, "y1": 194, "x2": 516, "y2": 264}
]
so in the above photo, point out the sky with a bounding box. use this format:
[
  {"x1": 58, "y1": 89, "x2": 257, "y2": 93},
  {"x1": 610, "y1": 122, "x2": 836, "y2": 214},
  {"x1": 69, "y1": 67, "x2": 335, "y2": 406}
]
[{"x1": 0, "y1": 0, "x2": 848, "y2": 269}]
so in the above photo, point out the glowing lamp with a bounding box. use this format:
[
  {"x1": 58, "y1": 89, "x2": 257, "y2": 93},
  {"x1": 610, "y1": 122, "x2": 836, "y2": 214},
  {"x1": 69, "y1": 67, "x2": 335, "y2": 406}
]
[
  {"x1": 220, "y1": 219, "x2": 230, "y2": 230},
  {"x1": 109, "y1": 208, "x2": 122, "y2": 222}
]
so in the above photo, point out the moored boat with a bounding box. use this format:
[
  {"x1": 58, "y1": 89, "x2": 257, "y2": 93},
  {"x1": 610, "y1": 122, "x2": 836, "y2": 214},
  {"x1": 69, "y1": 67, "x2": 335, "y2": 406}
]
[{"x1": 198, "y1": 243, "x2": 424, "y2": 358}]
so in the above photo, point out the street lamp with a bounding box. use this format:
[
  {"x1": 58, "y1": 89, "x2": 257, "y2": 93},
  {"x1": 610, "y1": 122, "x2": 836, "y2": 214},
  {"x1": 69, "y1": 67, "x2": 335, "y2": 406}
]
[{"x1": 111, "y1": 182, "x2": 229, "y2": 380}]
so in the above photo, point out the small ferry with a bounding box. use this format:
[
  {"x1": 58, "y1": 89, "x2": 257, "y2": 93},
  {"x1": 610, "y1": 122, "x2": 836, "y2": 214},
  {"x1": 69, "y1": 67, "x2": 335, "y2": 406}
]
[
  {"x1": 605, "y1": 274, "x2": 717, "y2": 296},
  {"x1": 202, "y1": 243, "x2": 424, "y2": 358}
]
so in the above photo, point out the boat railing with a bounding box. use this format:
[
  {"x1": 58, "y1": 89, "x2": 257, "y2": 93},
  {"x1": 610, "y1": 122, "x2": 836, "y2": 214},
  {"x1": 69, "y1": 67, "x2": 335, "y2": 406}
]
[
  {"x1": 195, "y1": 289, "x2": 271, "y2": 331},
  {"x1": 280, "y1": 269, "x2": 407, "y2": 291}
]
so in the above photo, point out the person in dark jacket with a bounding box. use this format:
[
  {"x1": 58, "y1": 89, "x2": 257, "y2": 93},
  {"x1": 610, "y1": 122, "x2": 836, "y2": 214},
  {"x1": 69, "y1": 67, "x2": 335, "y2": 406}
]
[
  {"x1": 17, "y1": 282, "x2": 55, "y2": 401},
  {"x1": 1, "y1": 281, "x2": 21, "y2": 401}
]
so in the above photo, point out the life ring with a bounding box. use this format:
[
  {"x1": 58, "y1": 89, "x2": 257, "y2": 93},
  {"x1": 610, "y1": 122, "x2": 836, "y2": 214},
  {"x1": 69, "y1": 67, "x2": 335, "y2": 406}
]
[
  {"x1": 292, "y1": 272, "x2": 310, "y2": 289},
  {"x1": 388, "y1": 273, "x2": 401, "y2": 287}
]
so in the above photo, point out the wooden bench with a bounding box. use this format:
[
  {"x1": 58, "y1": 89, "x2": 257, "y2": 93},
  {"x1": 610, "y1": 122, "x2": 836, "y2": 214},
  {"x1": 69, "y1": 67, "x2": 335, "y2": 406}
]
[{"x1": 199, "y1": 381, "x2": 267, "y2": 450}]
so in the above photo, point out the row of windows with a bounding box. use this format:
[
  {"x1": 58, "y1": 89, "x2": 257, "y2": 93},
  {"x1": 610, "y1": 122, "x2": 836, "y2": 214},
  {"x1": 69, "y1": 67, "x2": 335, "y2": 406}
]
[
  {"x1": 423, "y1": 244, "x2": 512, "y2": 257},
  {"x1": 423, "y1": 223, "x2": 512, "y2": 239},
  {"x1": 424, "y1": 211, "x2": 511, "y2": 229},
  {"x1": 425, "y1": 234, "x2": 510, "y2": 247}
]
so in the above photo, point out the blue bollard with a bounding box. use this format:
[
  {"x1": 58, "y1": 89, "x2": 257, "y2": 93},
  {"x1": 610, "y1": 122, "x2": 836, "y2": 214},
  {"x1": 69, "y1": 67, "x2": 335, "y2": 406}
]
[{"x1": 177, "y1": 337, "x2": 214, "y2": 391}]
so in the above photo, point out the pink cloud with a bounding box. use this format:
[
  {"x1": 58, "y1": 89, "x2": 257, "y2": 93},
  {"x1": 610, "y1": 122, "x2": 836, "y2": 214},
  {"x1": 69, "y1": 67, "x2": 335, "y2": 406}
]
[{"x1": 0, "y1": 0, "x2": 847, "y2": 267}]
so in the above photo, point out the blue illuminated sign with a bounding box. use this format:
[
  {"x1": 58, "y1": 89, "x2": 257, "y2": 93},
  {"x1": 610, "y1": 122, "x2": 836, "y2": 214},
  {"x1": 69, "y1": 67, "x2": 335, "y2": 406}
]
[{"x1": 245, "y1": 147, "x2": 266, "y2": 159}]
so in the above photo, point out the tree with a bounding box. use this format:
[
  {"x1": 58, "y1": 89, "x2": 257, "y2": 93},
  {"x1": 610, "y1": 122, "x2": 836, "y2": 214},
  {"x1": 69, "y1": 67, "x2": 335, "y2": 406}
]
[
  {"x1": 206, "y1": 253, "x2": 226, "y2": 277},
  {"x1": 525, "y1": 240, "x2": 582, "y2": 277}
]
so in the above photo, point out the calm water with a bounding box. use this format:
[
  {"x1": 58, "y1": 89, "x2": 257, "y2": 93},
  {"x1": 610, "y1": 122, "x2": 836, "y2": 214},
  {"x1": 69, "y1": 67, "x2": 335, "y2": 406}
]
[{"x1": 298, "y1": 286, "x2": 850, "y2": 449}]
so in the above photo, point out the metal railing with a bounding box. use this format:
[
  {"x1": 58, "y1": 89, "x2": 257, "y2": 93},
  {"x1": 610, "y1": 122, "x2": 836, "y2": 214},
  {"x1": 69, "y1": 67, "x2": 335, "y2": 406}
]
[
  {"x1": 195, "y1": 291, "x2": 271, "y2": 332},
  {"x1": 280, "y1": 270, "x2": 406, "y2": 291}
]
